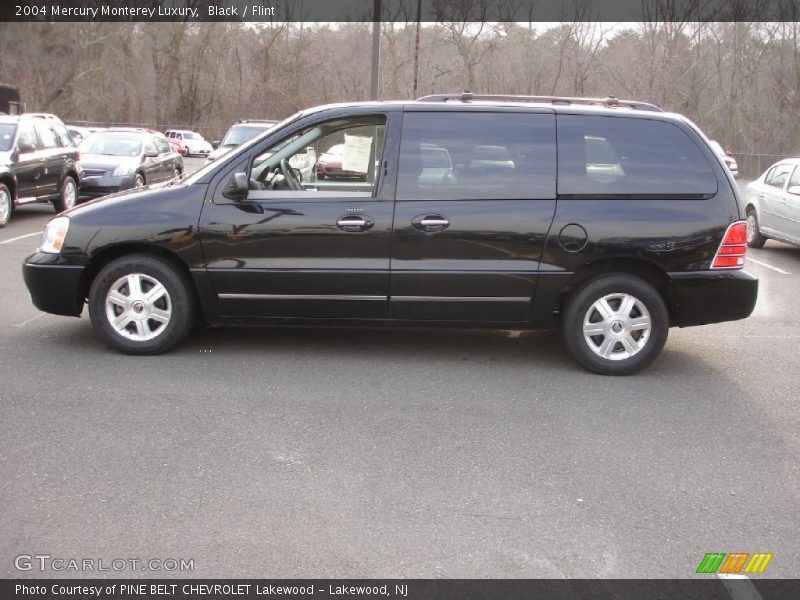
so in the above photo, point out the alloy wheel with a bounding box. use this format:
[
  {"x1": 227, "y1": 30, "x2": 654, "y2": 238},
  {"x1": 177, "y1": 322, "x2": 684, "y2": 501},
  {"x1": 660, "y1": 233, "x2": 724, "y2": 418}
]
[
  {"x1": 104, "y1": 273, "x2": 172, "y2": 341},
  {"x1": 63, "y1": 179, "x2": 77, "y2": 209},
  {"x1": 746, "y1": 214, "x2": 757, "y2": 244},
  {"x1": 0, "y1": 188, "x2": 10, "y2": 225},
  {"x1": 582, "y1": 293, "x2": 652, "y2": 360}
]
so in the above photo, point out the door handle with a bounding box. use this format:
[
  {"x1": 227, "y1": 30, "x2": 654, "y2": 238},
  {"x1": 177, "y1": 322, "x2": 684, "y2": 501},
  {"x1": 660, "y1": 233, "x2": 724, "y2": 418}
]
[
  {"x1": 337, "y1": 215, "x2": 374, "y2": 232},
  {"x1": 412, "y1": 214, "x2": 450, "y2": 232}
]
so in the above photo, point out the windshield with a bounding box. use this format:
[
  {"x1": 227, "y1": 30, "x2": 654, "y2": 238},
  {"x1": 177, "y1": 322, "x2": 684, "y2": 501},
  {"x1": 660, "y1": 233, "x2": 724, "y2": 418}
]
[
  {"x1": 80, "y1": 135, "x2": 143, "y2": 157},
  {"x1": 221, "y1": 125, "x2": 270, "y2": 147},
  {"x1": 183, "y1": 132, "x2": 200, "y2": 140},
  {"x1": 183, "y1": 110, "x2": 304, "y2": 186},
  {"x1": 0, "y1": 123, "x2": 16, "y2": 151}
]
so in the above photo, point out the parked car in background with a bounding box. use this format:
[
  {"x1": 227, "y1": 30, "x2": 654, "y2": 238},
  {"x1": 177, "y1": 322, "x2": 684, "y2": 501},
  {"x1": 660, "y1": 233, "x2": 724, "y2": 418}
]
[
  {"x1": 744, "y1": 158, "x2": 800, "y2": 248},
  {"x1": 0, "y1": 114, "x2": 80, "y2": 227},
  {"x1": 66, "y1": 125, "x2": 106, "y2": 145},
  {"x1": 167, "y1": 138, "x2": 187, "y2": 156},
  {"x1": 316, "y1": 143, "x2": 366, "y2": 180},
  {"x1": 164, "y1": 129, "x2": 212, "y2": 157},
  {"x1": 709, "y1": 140, "x2": 739, "y2": 178},
  {"x1": 78, "y1": 129, "x2": 183, "y2": 199},
  {"x1": 23, "y1": 94, "x2": 757, "y2": 375},
  {"x1": 205, "y1": 120, "x2": 278, "y2": 164},
  {"x1": 23, "y1": 112, "x2": 64, "y2": 124}
]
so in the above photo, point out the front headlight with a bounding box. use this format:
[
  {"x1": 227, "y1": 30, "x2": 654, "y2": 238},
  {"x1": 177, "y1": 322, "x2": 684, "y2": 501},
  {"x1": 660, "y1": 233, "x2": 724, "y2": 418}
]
[
  {"x1": 39, "y1": 216, "x2": 70, "y2": 254},
  {"x1": 112, "y1": 165, "x2": 136, "y2": 177}
]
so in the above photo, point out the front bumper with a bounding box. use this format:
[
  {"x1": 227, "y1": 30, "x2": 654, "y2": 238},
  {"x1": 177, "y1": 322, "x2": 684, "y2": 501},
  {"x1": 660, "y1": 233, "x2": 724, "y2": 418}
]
[
  {"x1": 79, "y1": 173, "x2": 137, "y2": 198},
  {"x1": 671, "y1": 269, "x2": 758, "y2": 327},
  {"x1": 22, "y1": 253, "x2": 85, "y2": 317}
]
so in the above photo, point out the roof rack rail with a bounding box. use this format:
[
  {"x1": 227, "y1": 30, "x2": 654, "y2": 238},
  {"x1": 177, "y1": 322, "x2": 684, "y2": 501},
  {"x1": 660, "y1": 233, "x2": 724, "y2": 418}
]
[{"x1": 416, "y1": 92, "x2": 663, "y2": 112}]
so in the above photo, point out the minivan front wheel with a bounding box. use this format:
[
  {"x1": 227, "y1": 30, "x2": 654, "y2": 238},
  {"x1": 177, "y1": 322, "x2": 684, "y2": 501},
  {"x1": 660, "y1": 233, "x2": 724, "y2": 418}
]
[
  {"x1": 562, "y1": 274, "x2": 669, "y2": 375},
  {"x1": 88, "y1": 254, "x2": 196, "y2": 355}
]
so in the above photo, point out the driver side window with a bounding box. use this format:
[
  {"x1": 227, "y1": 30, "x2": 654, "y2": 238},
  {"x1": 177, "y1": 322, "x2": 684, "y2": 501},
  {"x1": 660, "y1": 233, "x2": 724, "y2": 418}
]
[{"x1": 248, "y1": 115, "x2": 387, "y2": 197}]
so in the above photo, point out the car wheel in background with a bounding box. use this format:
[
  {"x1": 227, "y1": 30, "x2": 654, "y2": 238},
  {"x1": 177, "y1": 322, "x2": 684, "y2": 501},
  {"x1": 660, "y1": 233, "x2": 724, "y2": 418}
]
[
  {"x1": 562, "y1": 274, "x2": 669, "y2": 376},
  {"x1": 53, "y1": 176, "x2": 77, "y2": 213},
  {"x1": 88, "y1": 254, "x2": 196, "y2": 355},
  {"x1": 746, "y1": 209, "x2": 766, "y2": 248},
  {"x1": 0, "y1": 183, "x2": 12, "y2": 227},
  {"x1": 134, "y1": 173, "x2": 145, "y2": 188},
  {"x1": 172, "y1": 167, "x2": 181, "y2": 180}
]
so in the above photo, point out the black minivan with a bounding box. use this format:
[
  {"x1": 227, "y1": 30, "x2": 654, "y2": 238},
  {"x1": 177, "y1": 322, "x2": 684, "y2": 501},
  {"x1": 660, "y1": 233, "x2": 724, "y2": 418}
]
[{"x1": 23, "y1": 95, "x2": 758, "y2": 375}]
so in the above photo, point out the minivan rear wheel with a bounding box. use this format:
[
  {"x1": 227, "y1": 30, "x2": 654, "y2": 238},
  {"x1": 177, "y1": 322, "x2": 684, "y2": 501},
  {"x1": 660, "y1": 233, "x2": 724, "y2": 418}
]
[
  {"x1": 88, "y1": 254, "x2": 196, "y2": 355},
  {"x1": 562, "y1": 274, "x2": 669, "y2": 375}
]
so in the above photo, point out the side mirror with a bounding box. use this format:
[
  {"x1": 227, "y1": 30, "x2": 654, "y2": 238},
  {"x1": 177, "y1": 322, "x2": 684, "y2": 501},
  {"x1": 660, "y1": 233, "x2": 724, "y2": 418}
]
[
  {"x1": 212, "y1": 140, "x2": 220, "y2": 150},
  {"x1": 17, "y1": 142, "x2": 36, "y2": 154},
  {"x1": 144, "y1": 149, "x2": 159, "y2": 158},
  {"x1": 222, "y1": 172, "x2": 249, "y2": 200},
  {"x1": 787, "y1": 185, "x2": 800, "y2": 196}
]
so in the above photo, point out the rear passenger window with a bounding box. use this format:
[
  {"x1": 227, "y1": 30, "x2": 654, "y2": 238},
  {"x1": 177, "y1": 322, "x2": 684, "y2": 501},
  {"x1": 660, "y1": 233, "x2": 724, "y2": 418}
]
[
  {"x1": 789, "y1": 167, "x2": 800, "y2": 188},
  {"x1": 51, "y1": 123, "x2": 73, "y2": 147},
  {"x1": 557, "y1": 115, "x2": 717, "y2": 197},
  {"x1": 396, "y1": 112, "x2": 556, "y2": 200}
]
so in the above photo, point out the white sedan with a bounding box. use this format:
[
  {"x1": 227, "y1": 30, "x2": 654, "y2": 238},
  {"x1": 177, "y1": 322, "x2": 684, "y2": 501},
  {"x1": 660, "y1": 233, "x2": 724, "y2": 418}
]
[{"x1": 744, "y1": 158, "x2": 800, "y2": 248}]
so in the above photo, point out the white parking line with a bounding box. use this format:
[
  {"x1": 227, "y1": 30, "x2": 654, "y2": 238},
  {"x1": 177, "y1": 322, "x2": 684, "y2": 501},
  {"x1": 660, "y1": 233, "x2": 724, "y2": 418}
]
[
  {"x1": 746, "y1": 256, "x2": 791, "y2": 275},
  {"x1": 0, "y1": 231, "x2": 41, "y2": 245},
  {"x1": 14, "y1": 313, "x2": 45, "y2": 328}
]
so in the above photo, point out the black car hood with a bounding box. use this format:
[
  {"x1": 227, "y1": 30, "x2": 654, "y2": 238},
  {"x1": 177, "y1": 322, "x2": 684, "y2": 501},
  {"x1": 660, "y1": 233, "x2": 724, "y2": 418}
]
[{"x1": 65, "y1": 178, "x2": 195, "y2": 219}]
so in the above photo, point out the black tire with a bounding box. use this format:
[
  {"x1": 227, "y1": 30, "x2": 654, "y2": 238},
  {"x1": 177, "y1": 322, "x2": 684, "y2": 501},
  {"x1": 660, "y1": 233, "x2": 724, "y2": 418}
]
[
  {"x1": 562, "y1": 274, "x2": 669, "y2": 376},
  {"x1": 88, "y1": 254, "x2": 196, "y2": 355},
  {"x1": 133, "y1": 172, "x2": 145, "y2": 188},
  {"x1": 0, "y1": 182, "x2": 12, "y2": 228},
  {"x1": 53, "y1": 176, "x2": 78, "y2": 213},
  {"x1": 746, "y1": 209, "x2": 766, "y2": 249}
]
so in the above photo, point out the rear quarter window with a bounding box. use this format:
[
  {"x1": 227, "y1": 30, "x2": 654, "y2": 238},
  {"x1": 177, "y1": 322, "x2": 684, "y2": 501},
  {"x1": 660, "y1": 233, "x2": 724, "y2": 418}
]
[{"x1": 557, "y1": 115, "x2": 718, "y2": 197}]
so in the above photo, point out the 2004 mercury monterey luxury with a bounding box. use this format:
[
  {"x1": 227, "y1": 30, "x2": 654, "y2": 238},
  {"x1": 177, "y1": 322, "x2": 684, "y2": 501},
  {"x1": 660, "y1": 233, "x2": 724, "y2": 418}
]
[{"x1": 23, "y1": 94, "x2": 758, "y2": 375}]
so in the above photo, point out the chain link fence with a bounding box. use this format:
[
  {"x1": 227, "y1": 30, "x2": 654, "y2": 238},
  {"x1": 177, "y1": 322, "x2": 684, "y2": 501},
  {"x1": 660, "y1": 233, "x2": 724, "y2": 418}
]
[{"x1": 730, "y1": 153, "x2": 796, "y2": 182}]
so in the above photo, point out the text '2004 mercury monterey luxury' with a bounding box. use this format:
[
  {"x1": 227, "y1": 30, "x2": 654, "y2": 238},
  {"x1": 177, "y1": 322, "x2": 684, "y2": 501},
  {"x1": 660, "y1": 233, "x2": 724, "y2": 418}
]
[{"x1": 23, "y1": 94, "x2": 758, "y2": 375}]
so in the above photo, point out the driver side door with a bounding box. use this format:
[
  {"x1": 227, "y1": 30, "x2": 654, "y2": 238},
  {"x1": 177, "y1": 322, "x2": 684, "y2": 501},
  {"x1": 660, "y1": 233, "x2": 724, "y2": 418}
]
[{"x1": 198, "y1": 109, "x2": 399, "y2": 320}]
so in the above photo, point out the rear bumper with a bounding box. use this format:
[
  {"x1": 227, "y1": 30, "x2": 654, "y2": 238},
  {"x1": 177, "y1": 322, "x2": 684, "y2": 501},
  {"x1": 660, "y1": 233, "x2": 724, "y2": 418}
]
[
  {"x1": 670, "y1": 269, "x2": 758, "y2": 327},
  {"x1": 22, "y1": 253, "x2": 85, "y2": 317}
]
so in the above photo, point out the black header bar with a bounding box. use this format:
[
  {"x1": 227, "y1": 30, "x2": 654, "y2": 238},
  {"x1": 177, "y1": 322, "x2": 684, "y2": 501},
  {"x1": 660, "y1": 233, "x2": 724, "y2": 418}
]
[{"x1": 1, "y1": 0, "x2": 798, "y2": 23}]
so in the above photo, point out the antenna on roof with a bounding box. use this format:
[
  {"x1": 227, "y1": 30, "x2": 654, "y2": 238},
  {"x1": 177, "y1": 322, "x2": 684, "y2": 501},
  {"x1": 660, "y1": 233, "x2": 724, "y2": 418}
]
[{"x1": 460, "y1": 91, "x2": 474, "y2": 102}]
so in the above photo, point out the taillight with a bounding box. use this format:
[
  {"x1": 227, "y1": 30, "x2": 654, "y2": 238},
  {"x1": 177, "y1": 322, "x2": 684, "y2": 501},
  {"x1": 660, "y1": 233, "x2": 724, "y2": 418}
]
[{"x1": 711, "y1": 221, "x2": 747, "y2": 269}]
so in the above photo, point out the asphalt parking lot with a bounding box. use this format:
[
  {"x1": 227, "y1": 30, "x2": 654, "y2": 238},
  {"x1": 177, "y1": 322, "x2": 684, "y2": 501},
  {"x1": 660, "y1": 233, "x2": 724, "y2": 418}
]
[{"x1": 1, "y1": 172, "x2": 798, "y2": 578}]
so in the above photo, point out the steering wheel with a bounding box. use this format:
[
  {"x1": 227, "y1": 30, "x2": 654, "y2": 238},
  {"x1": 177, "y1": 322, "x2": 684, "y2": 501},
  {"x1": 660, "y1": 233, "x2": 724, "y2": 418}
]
[{"x1": 280, "y1": 159, "x2": 302, "y2": 191}]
